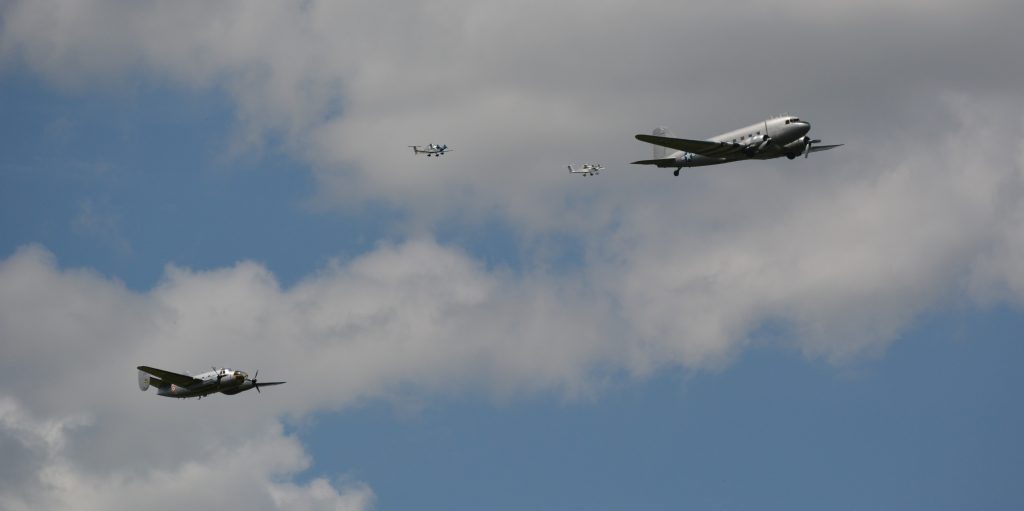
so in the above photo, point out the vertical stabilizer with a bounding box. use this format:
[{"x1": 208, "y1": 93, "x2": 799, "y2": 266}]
[{"x1": 651, "y1": 127, "x2": 674, "y2": 159}]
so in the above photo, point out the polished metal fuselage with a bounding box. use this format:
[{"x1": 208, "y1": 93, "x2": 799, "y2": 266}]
[
  {"x1": 155, "y1": 369, "x2": 252, "y2": 399},
  {"x1": 673, "y1": 116, "x2": 811, "y2": 167}
]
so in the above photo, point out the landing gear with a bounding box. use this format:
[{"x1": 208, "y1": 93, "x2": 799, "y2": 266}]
[
  {"x1": 786, "y1": 153, "x2": 796, "y2": 160},
  {"x1": 674, "y1": 168, "x2": 681, "y2": 177}
]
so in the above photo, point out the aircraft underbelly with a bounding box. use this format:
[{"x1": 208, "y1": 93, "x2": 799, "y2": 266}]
[{"x1": 669, "y1": 152, "x2": 727, "y2": 167}]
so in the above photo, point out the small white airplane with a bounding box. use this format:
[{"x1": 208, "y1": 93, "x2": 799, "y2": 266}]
[
  {"x1": 409, "y1": 144, "x2": 452, "y2": 157},
  {"x1": 568, "y1": 163, "x2": 605, "y2": 176},
  {"x1": 632, "y1": 115, "x2": 842, "y2": 176},
  {"x1": 137, "y1": 365, "x2": 285, "y2": 399}
]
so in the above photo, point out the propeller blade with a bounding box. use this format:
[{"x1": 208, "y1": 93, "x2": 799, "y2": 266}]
[
  {"x1": 212, "y1": 366, "x2": 224, "y2": 388},
  {"x1": 804, "y1": 138, "x2": 821, "y2": 159}
]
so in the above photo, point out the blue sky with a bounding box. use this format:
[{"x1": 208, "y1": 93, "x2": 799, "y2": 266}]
[
  {"x1": 2, "y1": 77, "x2": 391, "y2": 289},
  {"x1": 2, "y1": 2, "x2": 1024, "y2": 510},
  {"x1": 304, "y1": 312, "x2": 1024, "y2": 511}
]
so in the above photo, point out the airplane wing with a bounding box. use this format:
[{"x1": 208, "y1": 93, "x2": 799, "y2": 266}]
[
  {"x1": 631, "y1": 158, "x2": 678, "y2": 167},
  {"x1": 808, "y1": 143, "x2": 843, "y2": 153},
  {"x1": 635, "y1": 134, "x2": 744, "y2": 158},
  {"x1": 137, "y1": 366, "x2": 201, "y2": 387}
]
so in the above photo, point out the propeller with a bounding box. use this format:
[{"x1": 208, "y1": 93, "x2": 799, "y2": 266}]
[
  {"x1": 212, "y1": 366, "x2": 223, "y2": 387},
  {"x1": 744, "y1": 135, "x2": 771, "y2": 156},
  {"x1": 804, "y1": 138, "x2": 821, "y2": 158},
  {"x1": 248, "y1": 370, "x2": 286, "y2": 394}
]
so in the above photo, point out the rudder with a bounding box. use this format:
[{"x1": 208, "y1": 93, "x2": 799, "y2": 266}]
[{"x1": 651, "y1": 127, "x2": 675, "y2": 159}]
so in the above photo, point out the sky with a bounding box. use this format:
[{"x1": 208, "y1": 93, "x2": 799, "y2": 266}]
[{"x1": 1, "y1": 0, "x2": 1023, "y2": 509}]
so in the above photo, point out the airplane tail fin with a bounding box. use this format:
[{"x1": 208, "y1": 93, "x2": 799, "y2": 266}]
[
  {"x1": 650, "y1": 127, "x2": 675, "y2": 159},
  {"x1": 138, "y1": 369, "x2": 150, "y2": 391}
]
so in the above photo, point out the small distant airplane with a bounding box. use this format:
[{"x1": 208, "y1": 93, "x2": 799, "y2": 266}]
[
  {"x1": 568, "y1": 163, "x2": 604, "y2": 176},
  {"x1": 137, "y1": 365, "x2": 285, "y2": 399},
  {"x1": 409, "y1": 144, "x2": 452, "y2": 157},
  {"x1": 632, "y1": 115, "x2": 842, "y2": 176}
]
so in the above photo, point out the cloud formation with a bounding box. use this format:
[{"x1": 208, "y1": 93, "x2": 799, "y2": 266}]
[
  {"x1": 4, "y1": 0, "x2": 1024, "y2": 507},
  {"x1": 0, "y1": 241, "x2": 615, "y2": 509},
  {"x1": 4, "y1": 0, "x2": 1021, "y2": 225},
  {"x1": 0, "y1": 396, "x2": 373, "y2": 511}
]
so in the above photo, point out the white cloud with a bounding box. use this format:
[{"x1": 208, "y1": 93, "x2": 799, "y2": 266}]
[
  {"x1": 0, "y1": 240, "x2": 617, "y2": 508},
  {"x1": 5, "y1": 0, "x2": 1021, "y2": 227},
  {"x1": 5, "y1": 0, "x2": 1024, "y2": 506},
  {"x1": 598, "y1": 95, "x2": 1024, "y2": 366},
  {"x1": 3, "y1": 111, "x2": 1024, "y2": 504},
  {"x1": 0, "y1": 397, "x2": 373, "y2": 511}
]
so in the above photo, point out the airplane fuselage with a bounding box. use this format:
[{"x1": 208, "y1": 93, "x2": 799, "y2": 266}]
[
  {"x1": 154, "y1": 369, "x2": 249, "y2": 398},
  {"x1": 673, "y1": 117, "x2": 811, "y2": 168}
]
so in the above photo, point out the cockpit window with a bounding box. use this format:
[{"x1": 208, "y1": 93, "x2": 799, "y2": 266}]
[{"x1": 791, "y1": 118, "x2": 800, "y2": 123}]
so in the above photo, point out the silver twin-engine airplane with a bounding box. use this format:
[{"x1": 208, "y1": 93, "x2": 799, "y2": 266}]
[
  {"x1": 632, "y1": 115, "x2": 842, "y2": 176},
  {"x1": 138, "y1": 365, "x2": 285, "y2": 399},
  {"x1": 409, "y1": 143, "x2": 452, "y2": 157}
]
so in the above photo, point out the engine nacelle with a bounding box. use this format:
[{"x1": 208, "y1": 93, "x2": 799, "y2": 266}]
[
  {"x1": 744, "y1": 135, "x2": 771, "y2": 155},
  {"x1": 782, "y1": 136, "x2": 811, "y2": 156},
  {"x1": 138, "y1": 370, "x2": 150, "y2": 391}
]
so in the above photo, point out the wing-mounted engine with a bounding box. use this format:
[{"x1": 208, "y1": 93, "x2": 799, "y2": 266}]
[
  {"x1": 743, "y1": 135, "x2": 772, "y2": 156},
  {"x1": 782, "y1": 136, "x2": 818, "y2": 159},
  {"x1": 138, "y1": 369, "x2": 150, "y2": 391}
]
